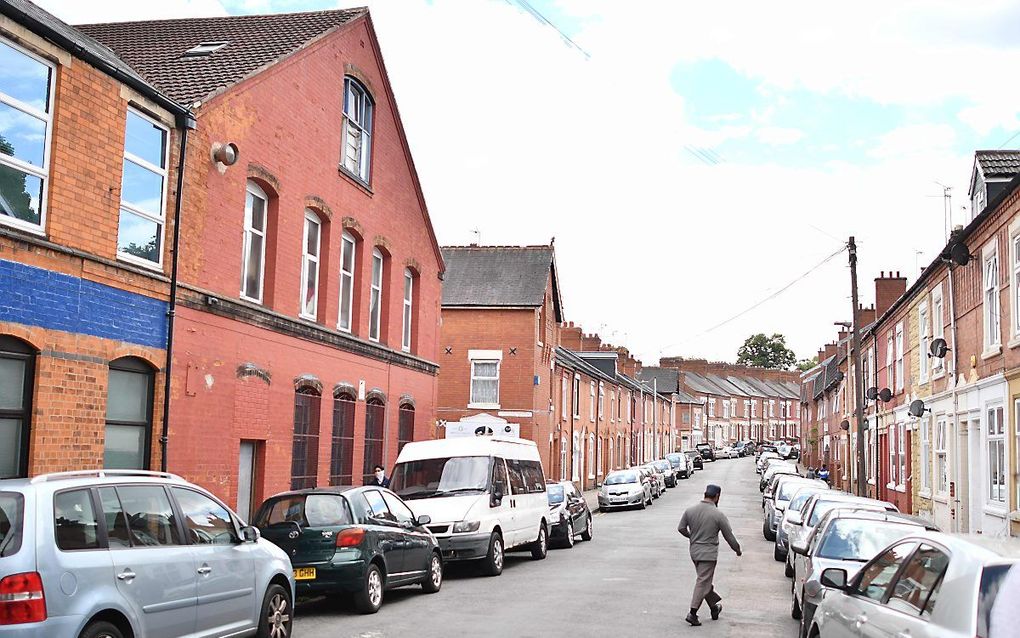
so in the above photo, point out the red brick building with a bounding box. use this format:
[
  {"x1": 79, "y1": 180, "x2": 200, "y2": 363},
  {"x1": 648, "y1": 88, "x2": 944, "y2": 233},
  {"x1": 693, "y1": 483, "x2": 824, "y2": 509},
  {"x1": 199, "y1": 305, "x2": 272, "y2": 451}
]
[
  {"x1": 85, "y1": 9, "x2": 444, "y2": 519},
  {"x1": 0, "y1": 1, "x2": 192, "y2": 478}
]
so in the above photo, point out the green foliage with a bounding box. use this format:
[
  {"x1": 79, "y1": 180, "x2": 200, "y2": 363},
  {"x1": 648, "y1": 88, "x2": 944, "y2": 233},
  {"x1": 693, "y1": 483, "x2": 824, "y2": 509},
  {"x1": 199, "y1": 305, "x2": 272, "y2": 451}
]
[
  {"x1": 0, "y1": 134, "x2": 35, "y2": 222},
  {"x1": 736, "y1": 333, "x2": 797, "y2": 370},
  {"x1": 796, "y1": 356, "x2": 819, "y2": 372}
]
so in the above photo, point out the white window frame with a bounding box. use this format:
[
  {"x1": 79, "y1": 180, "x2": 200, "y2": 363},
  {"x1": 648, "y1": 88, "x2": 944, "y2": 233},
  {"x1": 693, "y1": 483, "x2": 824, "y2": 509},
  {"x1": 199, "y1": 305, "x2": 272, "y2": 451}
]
[
  {"x1": 919, "y1": 414, "x2": 931, "y2": 493},
  {"x1": 1015, "y1": 400, "x2": 1020, "y2": 510},
  {"x1": 117, "y1": 108, "x2": 169, "y2": 269},
  {"x1": 894, "y1": 323, "x2": 904, "y2": 392},
  {"x1": 1011, "y1": 221, "x2": 1020, "y2": 345},
  {"x1": 338, "y1": 231, "x2": 356, "y2": 332},
  {"x1": 0, "y1": 36, "x2": 55, "y2": 236},
  {"x1": 561, "y1": 376, "x2": 568, "y2": 421},
  {"x1": 983, "y1": 240, "x2": 1001, "y2": 354},
  {"x1": 240, "y1": 181, "x2": 268, "y2": 303},
  {"x1": 572, "y1": 432, "x2": 581, "y2": 481},
  {"x1": 299, "y1": 210, "x2": 321, "y2": 320},
  {"x1": 598, "y1": 382, "x2": 605, "y2": 421},
  {"x1": 587, "y1": 433, "x2": 595, "y2": 480},
  {"x1": 931, "y1": 285, "x2": 945, "y2": 375},
  {"x1": 341, "y1": 76, "x2": 373, "y2": 182},
  {"x1": 589, "y1": 382, "x2": 596, "y2": 422},
  {"x1": 369, "y1": 248, "x2": 383, "y2": 342},
  {"x1": 918, "y1": 301, "x2": 929, "y2": 383},
  {"x1": 560, "y1": 436, "x2": 568, "y2": 481},
  {"x1": 889, "y1": 423, "x2": 898, "y2": 486},
  {"x1": 935, "y1": 417, "x2": 948, "y2": 495},
  {"x1": 596, "y1": 434, "x2": 603, "y2": 476},
  {"x1": 897, "y1": 421, "x2": 906, "y2": 489},
  {"x1": 401, "y1": 268, "x2": 413, "y2": 352},
  {"x1": 468, "y1": 350, "x2": 502, "y2": 409},
  {"x1": 708, "y1": 398, "x2": 715, "y2": 418},
  {"x1": 573, "y1": 374, "x2": 581, "y2": 419},
  {"x1": 987, "y1": 405, "x2": 1006, "y2": 505}
]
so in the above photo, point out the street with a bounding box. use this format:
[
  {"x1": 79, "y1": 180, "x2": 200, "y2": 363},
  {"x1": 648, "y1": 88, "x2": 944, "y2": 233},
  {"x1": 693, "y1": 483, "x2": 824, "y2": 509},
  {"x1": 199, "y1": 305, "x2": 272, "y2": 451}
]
[{"x1": 293, "y1": 457, "x2": 799, "y2": 637}]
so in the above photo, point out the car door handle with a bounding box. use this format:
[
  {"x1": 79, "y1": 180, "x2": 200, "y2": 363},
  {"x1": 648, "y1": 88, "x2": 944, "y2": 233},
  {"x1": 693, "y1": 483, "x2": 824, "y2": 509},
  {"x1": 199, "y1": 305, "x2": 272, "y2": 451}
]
[
  {"x1": 117, "y1": 569, "x2": 136, "y2": 581},
  {"x1": 854, "y1": 614, "x2": 868, "y2": 629},
  {"x1": 197, "y1": 565, "x2": 212, "y2": 575}
]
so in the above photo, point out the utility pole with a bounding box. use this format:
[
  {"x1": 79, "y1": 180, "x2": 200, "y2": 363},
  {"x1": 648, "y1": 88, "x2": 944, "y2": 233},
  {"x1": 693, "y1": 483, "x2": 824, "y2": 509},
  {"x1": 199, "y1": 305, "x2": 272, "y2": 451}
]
[{"x1": 849, "y1": 236, "x2": 867, "y2": 496}]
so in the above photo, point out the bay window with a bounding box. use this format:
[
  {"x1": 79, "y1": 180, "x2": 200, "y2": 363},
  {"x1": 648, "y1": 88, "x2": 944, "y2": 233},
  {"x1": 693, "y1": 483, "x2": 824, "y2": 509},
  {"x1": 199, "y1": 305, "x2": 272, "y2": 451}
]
[{"x1": 988, "y1": 406, "x2": 1005, "y2": 504}]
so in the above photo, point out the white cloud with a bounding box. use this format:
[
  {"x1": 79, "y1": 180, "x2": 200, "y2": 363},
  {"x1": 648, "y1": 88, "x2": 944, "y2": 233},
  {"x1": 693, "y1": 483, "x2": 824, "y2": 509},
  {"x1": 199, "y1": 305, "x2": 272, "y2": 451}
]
[
  {"x1": 35, "y1": 0, "x2": 226, "y2": 23},
  {"x1": 869, "y1": 123, "x2": 957, "y2": 159},
  {"x1": 755, "y1": 126, "x2": 805, "y2": 146}
]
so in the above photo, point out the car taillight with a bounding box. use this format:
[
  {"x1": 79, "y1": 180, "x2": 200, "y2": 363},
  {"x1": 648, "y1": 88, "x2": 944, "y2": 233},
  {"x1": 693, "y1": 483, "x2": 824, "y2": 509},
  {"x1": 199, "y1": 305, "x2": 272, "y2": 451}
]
[
  {"x1": 0, "y1": 572, "x2": 46, "y2": 625},
  {"x1": 336, "y1": 527, "x2": 366, "y2": 548}
]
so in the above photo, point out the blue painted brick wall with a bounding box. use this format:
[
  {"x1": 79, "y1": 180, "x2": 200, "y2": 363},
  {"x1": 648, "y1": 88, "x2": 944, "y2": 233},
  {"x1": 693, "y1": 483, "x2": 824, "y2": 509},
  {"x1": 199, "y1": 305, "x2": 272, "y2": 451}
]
[{"x1": 0, "y1": 259, "x2": 168, "y2": 349}]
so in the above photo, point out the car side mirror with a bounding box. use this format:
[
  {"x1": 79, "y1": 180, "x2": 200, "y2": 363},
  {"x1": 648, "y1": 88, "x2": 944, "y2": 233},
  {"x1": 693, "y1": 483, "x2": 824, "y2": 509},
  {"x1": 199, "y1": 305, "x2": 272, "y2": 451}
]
[
  {"x1": 491, "y1": 486, "x2": 504, "y2": 508},
  {"x1": 241, "y1": 525, "x2": 260, "y2": 543},
  {"x1": 820, "y1": 568, "x2": 848, "y2": 591},
  {"x1": 791, "y1": 539, "x2": 809, "y2": 556},
  {"x1": 416, "y1": 514, "x2": 431, "y2": 526},
  {"x1": 787, "y1": 511, "x2": 803, "y2": 526}
]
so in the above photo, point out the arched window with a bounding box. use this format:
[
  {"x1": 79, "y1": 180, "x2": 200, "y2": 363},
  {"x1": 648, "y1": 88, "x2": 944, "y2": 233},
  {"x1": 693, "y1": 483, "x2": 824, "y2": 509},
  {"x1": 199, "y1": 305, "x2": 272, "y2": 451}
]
[
  {"x1": 0, "y1": 336, "x2": 35, "y2": 478},
  {"x1": 104, "y1": 357, "x2": 155, "y2": 470},
  {"x1": 397, "y1": 403, "x2": 414, "y2": 453},
  {"x1": 241, "y1": 180, "x2": 268, "y2": 303},
  {"x1": 338, "y1": 231, "x2": 357, "y2": 332},
  {"x1": 291, "y1": 385, "x2": 321, "y2": 490},
  {"x1": 363, "y1": 397, "x2": 385, "y2": 484},
  {"x1": 330, "y1": 391, "x2": 356, "y2": 486},
  {"x1": 401, "y1": 268, "x2": 414, "y2": 353},
  {"x1": 341, "y1": 77, "x2": 373, "y2": 182},
  {"x1": 369, "y1": 248, "x2": 384, "y2": 342},
  {"x1": 299, "y1": 209, "x2": 322, "y2": 320}
]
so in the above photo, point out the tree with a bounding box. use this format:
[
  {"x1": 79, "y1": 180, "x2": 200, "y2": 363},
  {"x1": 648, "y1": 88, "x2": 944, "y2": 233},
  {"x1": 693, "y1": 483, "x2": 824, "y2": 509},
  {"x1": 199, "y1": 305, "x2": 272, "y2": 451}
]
[
  {"x1": 736, "y1": 333, "x2": 797, "y2": 370},
  {"x1": 0, "y1": 134, "x2": 35, "y2": 222},
  {"x1": 796, "y1": 356, "x2": 819, "y2": 372}
]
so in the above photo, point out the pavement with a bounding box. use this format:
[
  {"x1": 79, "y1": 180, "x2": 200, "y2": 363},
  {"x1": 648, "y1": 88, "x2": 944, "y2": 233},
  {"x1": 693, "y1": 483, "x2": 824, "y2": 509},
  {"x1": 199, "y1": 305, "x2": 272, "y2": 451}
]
[{"x1": 292, "y1": 456, "x2": 799, "y2": 637}]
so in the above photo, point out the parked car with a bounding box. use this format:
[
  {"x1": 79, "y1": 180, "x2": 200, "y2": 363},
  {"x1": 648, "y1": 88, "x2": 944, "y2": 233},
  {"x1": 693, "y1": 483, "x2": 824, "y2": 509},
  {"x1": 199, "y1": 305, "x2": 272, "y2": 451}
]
[
  {"x1": 756, "y1": 451, "x2": 780, "y2": 473},
  {"x1": 718, "y1": 446, "x2": 738, "y2": 459},
  {"x1": 652, "y1": 459, "x2": 677, "y2": 487},
  {"x1": 0, "y1": 469, "x2": 294, "y2": 638},
  {"x1": 760, "y1": 462, "x2": 799, "y2": 492},
  {"x1": 642, "y1": 464, "x2": 667, "y2": 496},
  {"x1": 598, "y1": 470, "x2": 652, "y2": 510},
  {"x1": 546, "y1": 481, "x2": 593, "y2": 548},
  {"x1": 665, "y1": 452, "x2": 691, "y2": 479},
  {"x1": 636, "y1": 466, "x2": 661, "y2": 499},
  {"x1": 776, "y1": 484, "x2": 831, "y2": 567},
  {"x1": 696, "y1": 443, "x2": 716, "y2": 462},
  {"x1": 390, "y1": 436, "x2": 550, "y2": 577},
  {"x1": 789, "y1": 509, "x2": 938, "y2": 638},
  {"x1": 684, "y1": 450, "x2": 704, "y2": 471},
  {"x1": 255, "y1": 485, "x2": 441, "y2": 614},
  {"x1": 808, "y1": 531, "x2": 1019, "y2": 638},
  {"x1": 763, "y1": 475, "x2": 826, "y2": 542},
  {"x1": 732, "y1": 441, "x2": 747, "y2": 457}
]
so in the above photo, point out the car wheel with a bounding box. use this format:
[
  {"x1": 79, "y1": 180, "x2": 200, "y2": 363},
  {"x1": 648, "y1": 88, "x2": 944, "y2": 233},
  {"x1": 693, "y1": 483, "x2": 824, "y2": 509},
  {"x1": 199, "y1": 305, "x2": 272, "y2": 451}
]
[
  {"x1": 421, "y1": 551, "x2": 443, "y2": 593},
  {"x1": 353, "y1": 563, "x2": 384, "y2": 614},
  {"x1": 785, "y1": 559, "x2": 794, "y2": 578},
  {"x1": 764, "y1": 523, "x2": 776, "y2": 542},
  {"x1": 774, "y1": 544, "x2": 785, "y2": 562},
  {"x1": 256, "y1": 583, "x2": 293, "y2": 637},
  {"x1": 79, "y1": 621, "x2": 125, "y2": 638},
  {"x1": 580, "y1": 514, "x2": 593, "y2": 541},
  {"x1": 531, "y1": 523, "x2": 548, "y2": 560},
  {"x1": 563, "y1": 520, "x2": 576, "y2": 548},
  {"x1": 791, "y1": 589, "x2": 802, "y2": 620},
  {"x1": 482, "y1": 531, "x2": 504, "y2": 576}
]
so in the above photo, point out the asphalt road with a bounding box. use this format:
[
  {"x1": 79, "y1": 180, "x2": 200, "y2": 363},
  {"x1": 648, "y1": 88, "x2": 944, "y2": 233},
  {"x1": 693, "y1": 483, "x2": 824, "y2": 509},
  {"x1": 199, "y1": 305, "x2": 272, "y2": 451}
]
[{"x1": 292, "y1": 456, "x2": 799, "y2": 638}]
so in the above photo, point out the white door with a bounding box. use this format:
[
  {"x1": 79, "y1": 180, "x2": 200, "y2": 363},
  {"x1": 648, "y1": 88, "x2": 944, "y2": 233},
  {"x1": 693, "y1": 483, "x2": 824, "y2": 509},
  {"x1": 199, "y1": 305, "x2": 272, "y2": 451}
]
[
  {"x1": 490, "y1": 458, "x2": 516, "y2": 547},
  {"x1": 237, "y1": 441, "x2": 256, "y2": 523}
]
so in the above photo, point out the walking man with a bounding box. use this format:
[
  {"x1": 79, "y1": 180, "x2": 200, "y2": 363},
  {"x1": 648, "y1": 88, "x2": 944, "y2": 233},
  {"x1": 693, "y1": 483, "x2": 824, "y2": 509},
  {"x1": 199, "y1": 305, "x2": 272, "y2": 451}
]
[{"x1": 677, "y1": 484, "x2": 742, "y2": 627}]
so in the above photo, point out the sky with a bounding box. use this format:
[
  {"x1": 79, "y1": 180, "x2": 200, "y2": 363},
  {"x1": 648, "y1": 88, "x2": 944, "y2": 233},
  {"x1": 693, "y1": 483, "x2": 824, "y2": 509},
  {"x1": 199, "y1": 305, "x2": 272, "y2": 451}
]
[{"x1": 34, "y1": 0, "x2": 1020, "y2": 365}]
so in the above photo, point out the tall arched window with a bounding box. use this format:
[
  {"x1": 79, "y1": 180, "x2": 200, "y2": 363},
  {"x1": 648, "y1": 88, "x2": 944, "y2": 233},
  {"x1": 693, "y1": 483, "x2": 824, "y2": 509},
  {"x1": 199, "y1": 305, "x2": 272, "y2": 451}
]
[
  {"x1": 338, "y1": 231, "x2": 357, "y2": 332},
  {"x1": 104, "y1": 357, "x2": 155, "y2": 470},
  {"x1": 241, "y1": 180, "x2": 268, "y2": 303},
  {"x1": 330, "y1": 391, "x2": 356, "y2": 486},
  {"x1": 402, "y1": 268, "x2": 414, "y2": 353},
  {"x1": 291, "y1": 385, "x2": 321, "y2": 489},
  {"x1": 369, "y1": 248, "x2": 384, "y2": 342},
  {"x1": 397, "y1": 403, "x2": 414, "y2": 453},
  {"x1": 363, "y1": 397, "x2": 385, "y2": 483},
  {"x1": 341, "y1": 77, "x2": 373, "y2": 182},
  {"x1": 0, "y1": 336, "x2": 35, "y2": 478}
]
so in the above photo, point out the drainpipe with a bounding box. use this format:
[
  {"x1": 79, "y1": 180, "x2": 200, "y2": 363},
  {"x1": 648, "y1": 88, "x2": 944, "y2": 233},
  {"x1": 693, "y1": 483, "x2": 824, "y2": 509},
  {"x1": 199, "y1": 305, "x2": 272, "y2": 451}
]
[
  {"x1": 947, "y1": 265, "x2": 961, "y2": 533},
  {"x1": 160, "y1": 115, "x2": 196, "y2": 472}
]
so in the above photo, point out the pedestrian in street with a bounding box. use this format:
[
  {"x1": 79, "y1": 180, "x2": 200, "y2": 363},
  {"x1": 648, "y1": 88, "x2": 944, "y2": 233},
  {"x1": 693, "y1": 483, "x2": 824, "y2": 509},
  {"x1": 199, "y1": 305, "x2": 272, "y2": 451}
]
[
  {"x1": 806, "y1": 466, "x2": 816, "y2": 479},
  {"x1": 368, "y1": 465, "x2": 390, "y2": 487},
  {"x1": 677, "y1": 484, "x2": 742, "y2": 627},
  {"x1": 818, "y1": 465, "x2": 830, "y2": 485}
]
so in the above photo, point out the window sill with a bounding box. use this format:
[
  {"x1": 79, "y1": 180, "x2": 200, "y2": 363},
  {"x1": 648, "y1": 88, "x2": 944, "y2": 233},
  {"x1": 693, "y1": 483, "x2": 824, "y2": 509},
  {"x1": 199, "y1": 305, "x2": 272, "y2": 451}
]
[
  {"x1": 983, "y1": 505, "x2": 1008, "y2": 518},
  {"x1": 468, "y1": 403, "x2": 500, "y2": 410},
  {"x1": 982, "y1": 345, "x2": 1002, "y2": 360},
  {"x1": 299, "y1": 312, "x2": 317, "y2": 322},
  {"x1": 0, "y1": 216, "x2": 46, "y2": 237},
  {"x1": 918, "y1": 489, "x2": 932, "y2": 499},
  {"x1": 931, "y1": 369, "x2": 945, "y2": 380},
  {"x1": 337, "y1": 166, "x2": 374, "y2": 195},
  {"x1": 117, "y1": 252, "x2": 164, "y2": 273},
  {"x1": 1011, "y1": 511, "x2": 1020, "y2": 523}
]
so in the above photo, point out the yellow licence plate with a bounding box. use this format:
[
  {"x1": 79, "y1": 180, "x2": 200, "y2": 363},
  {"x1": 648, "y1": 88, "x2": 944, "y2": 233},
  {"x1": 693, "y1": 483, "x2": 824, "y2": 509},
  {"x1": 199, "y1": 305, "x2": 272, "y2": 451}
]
[{"x1": 294, "y1": 567, "x2": 317, "y2": 581}]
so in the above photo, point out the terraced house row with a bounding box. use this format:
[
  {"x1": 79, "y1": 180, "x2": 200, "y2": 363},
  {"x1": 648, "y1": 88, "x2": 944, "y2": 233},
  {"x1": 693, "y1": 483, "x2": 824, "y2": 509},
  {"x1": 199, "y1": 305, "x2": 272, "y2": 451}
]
[{"x1": 801, "y1": 149, "x2": 1020, "y2": 538}]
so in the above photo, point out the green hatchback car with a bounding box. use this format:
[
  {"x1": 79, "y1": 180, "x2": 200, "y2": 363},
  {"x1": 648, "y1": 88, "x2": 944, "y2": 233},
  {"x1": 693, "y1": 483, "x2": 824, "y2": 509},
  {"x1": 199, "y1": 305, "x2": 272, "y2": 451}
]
[{"x1": 253, "y1": 486, "x2": 442, "y2": 614}]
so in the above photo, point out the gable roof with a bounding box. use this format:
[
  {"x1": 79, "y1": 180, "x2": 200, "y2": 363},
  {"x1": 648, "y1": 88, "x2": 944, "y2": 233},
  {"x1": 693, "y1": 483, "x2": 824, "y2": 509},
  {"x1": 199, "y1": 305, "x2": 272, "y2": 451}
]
[
  {"x1": 682, "y1": 372, "x2": 728, "y2": 396},
  {"x1": 637, "y1": 367, "x2": 680, "y2": 393},
  {"x1": 77, "y1": 8, "x2": 367, "y2": 105},
  {"x1": 441, "y1": 246, "x2": 562, "y2": 319},
  {"x1": 973, "y1": 149, "x2": 1020, "y2": 185}
]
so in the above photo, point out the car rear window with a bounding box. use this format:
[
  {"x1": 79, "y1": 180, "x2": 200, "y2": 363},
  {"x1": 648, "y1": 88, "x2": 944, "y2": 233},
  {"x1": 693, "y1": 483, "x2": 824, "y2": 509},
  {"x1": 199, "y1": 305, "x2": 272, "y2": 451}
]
[
  {"x1": 547, "y1": 485, "x2": 565, "y2": 504},
  {"x1": 0, "y1": 492, "x2": 24, "y2": 557},
  {"x1": 978, "y1": 563, "x2": 1016, "y2": 638},
  {"x1": 255, "y1": 494, "x2": 352, "y2": 528}
]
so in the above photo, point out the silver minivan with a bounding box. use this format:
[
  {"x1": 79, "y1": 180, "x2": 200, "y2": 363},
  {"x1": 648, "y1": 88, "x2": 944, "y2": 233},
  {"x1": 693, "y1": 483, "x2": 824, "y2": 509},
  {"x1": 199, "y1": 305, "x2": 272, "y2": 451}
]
[{"x1": 0, "y1": 470, "x2": 294, "y2": 638}]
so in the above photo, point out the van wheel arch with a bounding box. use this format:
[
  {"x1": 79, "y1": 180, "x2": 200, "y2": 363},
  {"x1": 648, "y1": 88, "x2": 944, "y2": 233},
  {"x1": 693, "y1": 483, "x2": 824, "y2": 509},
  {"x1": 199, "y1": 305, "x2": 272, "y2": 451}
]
[{"x1": 81, "y1": 609, "x2": 135, "y2": 638}]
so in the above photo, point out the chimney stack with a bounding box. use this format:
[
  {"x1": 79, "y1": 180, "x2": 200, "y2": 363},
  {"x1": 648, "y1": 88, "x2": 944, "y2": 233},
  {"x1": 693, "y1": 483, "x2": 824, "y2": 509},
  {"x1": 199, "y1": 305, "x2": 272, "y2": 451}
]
[
  {"x1": 560, "y1": 322, "x2": 583, "y2": 350},
  {"x1": 874, "y1": 271, "x2": 907, "y2": 317}
]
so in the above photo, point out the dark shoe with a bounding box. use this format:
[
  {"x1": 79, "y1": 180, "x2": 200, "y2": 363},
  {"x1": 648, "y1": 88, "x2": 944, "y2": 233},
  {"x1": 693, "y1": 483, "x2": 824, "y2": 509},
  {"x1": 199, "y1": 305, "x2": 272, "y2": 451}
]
[
  {"x1": 710, "y1": 603, "x2": 722, "y2": 620},
  {"x1": 686, "y1": 612, "x2": 701, "y2": 626}
]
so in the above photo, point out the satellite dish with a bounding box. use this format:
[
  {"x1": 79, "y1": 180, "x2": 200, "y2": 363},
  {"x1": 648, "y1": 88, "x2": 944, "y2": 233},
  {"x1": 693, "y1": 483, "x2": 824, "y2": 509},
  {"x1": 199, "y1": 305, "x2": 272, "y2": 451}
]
[
  {"x1": 866, "y1": 387, "x2": 879, "y2": 400},
  {"x1": 474, "y1": 425, "x2": 494, "y2": 437},
  {"x1": 908, "y1": 399, "x2": 929, "y2": 418},
  {"x1": 834, "y1": 370, "x2": 845, "y2": 383},
  {"x1": 929, "y1": 337, "x2": 949, "y2": 358},
  {"x1": 878, "y1": 388, "x2": 893, "y2": 403},
  {"x1": 949, "y1": 243, "x2": 972, "y2": 267},
  {"x1": 840, "y1": 419, "x2": 850, "y2": 431}
]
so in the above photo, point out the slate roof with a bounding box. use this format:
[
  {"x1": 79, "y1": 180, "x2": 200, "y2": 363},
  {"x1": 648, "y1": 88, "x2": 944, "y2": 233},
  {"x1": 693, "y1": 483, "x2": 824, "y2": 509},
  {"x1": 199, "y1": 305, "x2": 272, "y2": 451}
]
[
  {"x1": 974, "y1": 150, "x2": 1020, "y2": 179},
  {"x1": 441, "y1": 247, "x2": 562, "y2": 320},
  {"x1": 637, "y1": 367, "x2": 680, "y2": 393},
  {"x1": 683, "y1": 372, "x2": 728, "y2": 396},
  {"x1": 77, "y1": 8, "x2": 367, "y2": 105},
  {"x1": 726, "y1": 376, "x2": 766, "y2": 398}
]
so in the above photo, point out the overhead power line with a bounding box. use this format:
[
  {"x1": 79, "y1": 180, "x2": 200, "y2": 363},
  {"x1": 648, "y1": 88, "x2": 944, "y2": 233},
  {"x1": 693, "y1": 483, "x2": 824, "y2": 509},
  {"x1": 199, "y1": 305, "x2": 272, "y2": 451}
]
[{"x1": 503, "y1": 0, "x2": 591, "y2": 59}]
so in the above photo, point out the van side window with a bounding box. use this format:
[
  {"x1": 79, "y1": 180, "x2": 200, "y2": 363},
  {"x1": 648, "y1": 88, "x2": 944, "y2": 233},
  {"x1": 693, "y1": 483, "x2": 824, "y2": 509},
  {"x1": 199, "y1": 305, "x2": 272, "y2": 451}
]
[
  {"x1": 505, "y1": 459, "x2": 527, "y2": 495},
  {"x1": 54, "y1": 489, "x2": 100, "y2": 551},
  {"x1": 520, "y1": 461, "x2": 546, "y2": 493},
  {"x1": 492, "y1": 458, "x2": 508, "y2": 494},
  {"x1": 98, "y1": 487, "x2": 132, "y2": 548},
  {"x1": 115, "y1": 485, "x2": 182, "y2": 546}
]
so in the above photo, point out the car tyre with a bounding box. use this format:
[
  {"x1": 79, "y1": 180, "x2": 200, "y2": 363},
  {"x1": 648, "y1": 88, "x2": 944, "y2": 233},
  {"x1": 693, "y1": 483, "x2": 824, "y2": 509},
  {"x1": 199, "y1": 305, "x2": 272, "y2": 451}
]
[
  {"x1": 580, "y1": 514, "x2": 593, "y2": 541},
  {"x1": 763, "y1": 522, "x2": 776, "y2": 542},
  {"x1": 791, "y1": 590, "x2": 802, "y2": 620},
  {"x1": 774, "y1": 544, "x2": 785, "y2": 562},
  {"x1": 256, "y1": 583, "x2": 293, "y2": 637},
  {"x1": 421, "y1": 551, "x2": 443, "y2": 593},
  {"x1": 482, "y1": 531, "x2": 504, "y2": 576},
  {"x1": 79, "y1": 621, "x2": 125, "y2": 638},
  {"x1": 562, "y1": 520, "x2": 575, "y2": 548},
  {"x1": 531, "y1": 523, "x2": 548, "y2": 560},
  {"x1": 353, "y1": 563, "x2": 384, "y2": 614},
  {"x1": 785, "y1": 559, "x2": 794, "y2": 578}
]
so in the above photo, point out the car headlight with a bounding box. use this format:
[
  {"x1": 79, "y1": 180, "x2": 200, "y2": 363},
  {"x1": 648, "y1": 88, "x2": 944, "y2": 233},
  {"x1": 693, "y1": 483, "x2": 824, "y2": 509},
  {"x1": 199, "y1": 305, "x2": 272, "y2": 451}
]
[{"x1": 453, "y1": 520, "x2": 481, "y2": 533}]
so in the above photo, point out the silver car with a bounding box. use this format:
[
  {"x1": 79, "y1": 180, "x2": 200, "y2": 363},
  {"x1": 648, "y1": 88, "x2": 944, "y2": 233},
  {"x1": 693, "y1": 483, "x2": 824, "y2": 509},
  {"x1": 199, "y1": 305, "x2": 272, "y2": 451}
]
[
  {"x1": 641, "y1": 464, "x2": 667, "y2": 497},
  {"x1": 789, "y1": 509, "x2": 937, "y2": 638},
  {"x1": 808, "y1": 531, "x2": 1020, "y2": 638},
  {"x1": 598, "y1": 470, "x2": 652, "y2": 510},
  {"x1": 0, "y1": 470, "x2": 294, "y2": 638},
  {"x1": 775, "y1": 484, "x2": 829, "y2": 566},
  {"x1": 763, "y1": 476, "x2": 826, "y2": 543}
]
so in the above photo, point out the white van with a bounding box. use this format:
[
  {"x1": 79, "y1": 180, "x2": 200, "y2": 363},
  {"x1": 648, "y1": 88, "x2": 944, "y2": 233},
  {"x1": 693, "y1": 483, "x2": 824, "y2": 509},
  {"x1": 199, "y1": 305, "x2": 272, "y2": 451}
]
[{"x1": 390, "y1": 436, "x2": 549, "y2": 576}]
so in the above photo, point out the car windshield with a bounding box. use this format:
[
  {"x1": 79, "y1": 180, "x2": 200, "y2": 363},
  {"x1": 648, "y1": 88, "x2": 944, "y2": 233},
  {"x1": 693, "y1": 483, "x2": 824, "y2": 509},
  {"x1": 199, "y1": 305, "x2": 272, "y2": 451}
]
[
  {"x1": 605, "y1": 472, "x2": 638, "y2": 485},
  {"x1": 654, "y1": 461, "x2": 669, "y2": 471},
  {"x1": 547, "y1": 484, "x2": 565, "y2": 504},
  {"x1": 816, "y1": 520, "x2": 919, "y2": 560},
  {"x1": 777, "y1": 481, "x2": 808, "y2": 501},
  {"x1": 788, "y1": 489, "x2": 825, "y2": 512},
  {"x1": 390, "y1": 456, "x2": 490, "y2": 499},
  {"x1": 810, "y1": 500, "x2": 882, "y2": 526},
  {"x1": 666, "y1": 454, "x2": 682, "y2": 466},
  {"x1": 0, "y1": 492, "x2": 24, "y2": 557}
]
